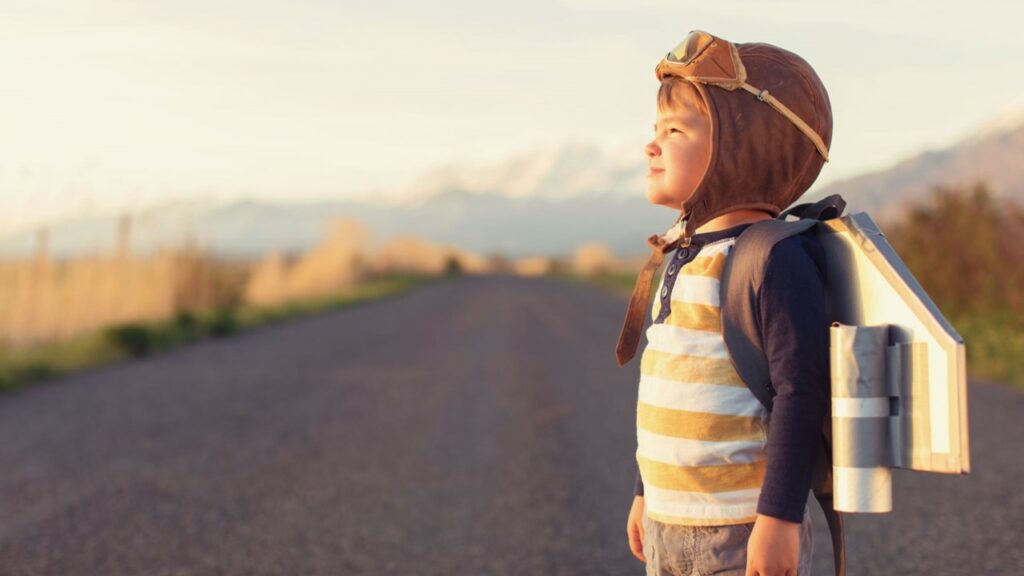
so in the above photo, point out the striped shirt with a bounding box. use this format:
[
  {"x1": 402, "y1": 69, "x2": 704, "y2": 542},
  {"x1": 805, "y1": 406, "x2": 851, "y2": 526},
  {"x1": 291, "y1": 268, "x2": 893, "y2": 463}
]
[
  {"x1": 637, "y1": 233, "x2": 769, "y2": 525},
  {"x1": 633, "y1": 221, "x2": 830, "y2": 524}
]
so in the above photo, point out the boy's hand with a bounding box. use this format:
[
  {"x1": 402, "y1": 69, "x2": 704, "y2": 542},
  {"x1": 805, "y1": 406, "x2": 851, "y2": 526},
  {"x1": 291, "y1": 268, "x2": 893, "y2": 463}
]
[
  {"x1": 626, "y1": 495, "x2": 646, "y2": 563},
  {"x1": 745, "y1": 513, "x2": 800, "y2": 576}
]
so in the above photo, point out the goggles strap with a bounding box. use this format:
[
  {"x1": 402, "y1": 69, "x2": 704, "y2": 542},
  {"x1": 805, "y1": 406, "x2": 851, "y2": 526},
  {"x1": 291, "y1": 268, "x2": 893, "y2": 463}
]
[{"x1": 739, "y1": 82, "x2": 829, "y2": 161}]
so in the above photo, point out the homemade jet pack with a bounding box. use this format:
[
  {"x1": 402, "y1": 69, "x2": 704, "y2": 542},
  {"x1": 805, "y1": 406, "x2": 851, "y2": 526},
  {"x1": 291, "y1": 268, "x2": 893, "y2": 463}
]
[
  {"x1": 718, "y1": 193, "x2": 970, "y2": 576},
  {"x1": 721, "y1": 193, "x2": 970, "y2": 514}
]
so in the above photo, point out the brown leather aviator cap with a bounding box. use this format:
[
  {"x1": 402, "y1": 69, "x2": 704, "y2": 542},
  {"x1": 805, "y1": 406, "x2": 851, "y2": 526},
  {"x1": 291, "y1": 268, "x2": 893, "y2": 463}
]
[{"x1": 615, "y1": 31, "x2": 833, "y2": 366}]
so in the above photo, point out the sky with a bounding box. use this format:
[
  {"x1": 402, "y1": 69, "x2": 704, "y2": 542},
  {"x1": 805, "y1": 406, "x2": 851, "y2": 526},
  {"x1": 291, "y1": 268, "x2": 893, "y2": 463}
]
[{"x1": 3, "y1": 0, "x2": 1024, "y2": 235}]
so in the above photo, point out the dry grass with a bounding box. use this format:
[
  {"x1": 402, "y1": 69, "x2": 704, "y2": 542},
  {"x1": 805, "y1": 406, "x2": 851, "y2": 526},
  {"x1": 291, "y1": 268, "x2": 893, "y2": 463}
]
[
  {"x1": 0, "y1": 214, "x2": 494, "y2": 391},
  {"x1": 0, "y1": 273, "x2": 436, "y2": 392}
]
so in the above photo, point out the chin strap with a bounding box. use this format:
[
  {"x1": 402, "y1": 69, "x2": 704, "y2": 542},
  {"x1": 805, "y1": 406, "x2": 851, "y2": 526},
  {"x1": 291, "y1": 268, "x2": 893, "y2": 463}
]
[{"x1": 615, "y1": 214, "x2": 688, "y2": 366}]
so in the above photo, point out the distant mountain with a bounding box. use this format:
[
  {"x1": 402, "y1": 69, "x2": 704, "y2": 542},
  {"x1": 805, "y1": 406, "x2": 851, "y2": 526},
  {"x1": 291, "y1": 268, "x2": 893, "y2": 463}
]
[
  {"x1": 0, "y1": 188, "x2": 672, "y2": 260},
  {"x1": 395, "y1": 144, "x2": 644, "y2": 203},
  {"x1": 805, "y1": 109, "x2": 1024, "y2": 222},
  {"x1": 3, "y1": 111, "x2": 1024, "y2": 260}
]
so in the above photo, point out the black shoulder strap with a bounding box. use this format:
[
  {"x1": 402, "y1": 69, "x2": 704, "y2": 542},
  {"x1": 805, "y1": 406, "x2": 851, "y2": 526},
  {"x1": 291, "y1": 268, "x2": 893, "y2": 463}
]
[
  {"x1": 719, "y1": 217, "x2": 817, "y2": 410},
  {"x1": 779, "y1": 194, "x2": 847, "y2": 221},
  {"x1": 720, "y1": 193, "x2": 846, "y2": 408}
]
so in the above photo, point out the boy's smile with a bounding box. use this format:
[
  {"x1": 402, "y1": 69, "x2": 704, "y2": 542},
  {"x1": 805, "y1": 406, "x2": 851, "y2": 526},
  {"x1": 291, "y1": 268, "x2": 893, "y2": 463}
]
[{"x1": 644, "y1": 104, "x2": 712, "y2": 210}]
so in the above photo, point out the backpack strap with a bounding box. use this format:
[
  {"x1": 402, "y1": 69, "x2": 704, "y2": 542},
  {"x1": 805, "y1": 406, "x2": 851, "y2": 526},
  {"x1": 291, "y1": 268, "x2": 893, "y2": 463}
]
[
  {"x1": 719, "y1": 217, "x2": 818, "y2": 410},
  {"x1": 813, "y1": 419, "x2": 847, "y2": 576},
  {"x1": 719, "y1": 192, "x2": 846, "y2": 404},
  {"x1": 779, "y1": 193, "x2": 847, "y2": 221},
  {"x1": 817, "y1": 493, "x2": 848, "y2": 576}
]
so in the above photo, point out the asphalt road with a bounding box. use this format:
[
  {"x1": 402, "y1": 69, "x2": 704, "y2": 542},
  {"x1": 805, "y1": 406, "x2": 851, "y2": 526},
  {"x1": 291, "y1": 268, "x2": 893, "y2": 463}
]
[{"x1": 0, "y1": 275, "x2": 1020, "y2": 575}]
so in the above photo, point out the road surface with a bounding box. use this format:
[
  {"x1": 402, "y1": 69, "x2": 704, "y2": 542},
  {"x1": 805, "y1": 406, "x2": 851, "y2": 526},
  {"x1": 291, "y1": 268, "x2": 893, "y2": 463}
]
[{"x1": 0, "y1": 275, "x2": 1020, "y2": 575}]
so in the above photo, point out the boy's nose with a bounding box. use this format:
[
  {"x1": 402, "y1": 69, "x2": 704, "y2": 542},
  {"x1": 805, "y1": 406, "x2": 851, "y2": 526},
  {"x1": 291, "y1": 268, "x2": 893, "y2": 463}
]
[{"x1": 645, "y1": 140, "x2": 660, "y2": 158}]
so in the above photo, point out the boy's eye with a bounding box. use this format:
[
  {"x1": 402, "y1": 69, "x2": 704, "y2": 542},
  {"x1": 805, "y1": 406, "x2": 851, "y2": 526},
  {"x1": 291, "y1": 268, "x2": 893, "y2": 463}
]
[{"x1": 669, "y1": 128, "x2": 683, "y2": 134}]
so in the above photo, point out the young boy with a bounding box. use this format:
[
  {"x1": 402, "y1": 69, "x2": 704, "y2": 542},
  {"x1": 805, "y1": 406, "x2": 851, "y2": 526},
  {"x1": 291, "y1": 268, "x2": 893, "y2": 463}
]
[{"x1": 616, "y1": 31, "x2": 833, "y2": 575}]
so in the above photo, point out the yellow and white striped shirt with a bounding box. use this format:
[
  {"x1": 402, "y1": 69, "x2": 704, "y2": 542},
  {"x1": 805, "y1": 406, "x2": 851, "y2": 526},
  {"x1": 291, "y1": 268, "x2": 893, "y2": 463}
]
[{"x1": 637, "y1": 236, "x2": 769, "y2": 526}]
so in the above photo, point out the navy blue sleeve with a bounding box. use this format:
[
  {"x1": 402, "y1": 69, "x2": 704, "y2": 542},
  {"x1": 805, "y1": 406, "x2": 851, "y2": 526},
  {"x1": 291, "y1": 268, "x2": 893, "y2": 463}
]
[{"x1": 755, "y1": 233, "x2": 830, "y2": 523}]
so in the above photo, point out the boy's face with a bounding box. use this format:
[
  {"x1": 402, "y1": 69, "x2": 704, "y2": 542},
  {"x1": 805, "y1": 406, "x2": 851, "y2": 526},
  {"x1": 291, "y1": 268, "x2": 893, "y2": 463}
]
[{"x1": 644, "y1": 101, "x2": 712, "y2": 210}]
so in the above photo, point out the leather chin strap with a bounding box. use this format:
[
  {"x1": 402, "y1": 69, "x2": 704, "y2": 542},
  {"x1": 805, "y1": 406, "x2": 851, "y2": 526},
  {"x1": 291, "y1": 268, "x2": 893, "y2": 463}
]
[{"x1": 615, "y1": 224, "x2": 685, "y2": 366}]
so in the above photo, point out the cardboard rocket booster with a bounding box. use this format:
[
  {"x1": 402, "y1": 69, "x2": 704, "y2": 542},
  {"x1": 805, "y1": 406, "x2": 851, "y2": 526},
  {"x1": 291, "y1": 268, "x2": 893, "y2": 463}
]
[{"x1": 821, "y1": 213, "x2": 970, "y2": 513}]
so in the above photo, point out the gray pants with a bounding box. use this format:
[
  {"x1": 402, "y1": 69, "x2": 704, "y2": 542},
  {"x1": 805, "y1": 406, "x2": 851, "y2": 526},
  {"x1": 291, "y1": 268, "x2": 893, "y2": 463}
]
[{"x1": 641, "y1": 506, "x2": 813, "y2": 576}]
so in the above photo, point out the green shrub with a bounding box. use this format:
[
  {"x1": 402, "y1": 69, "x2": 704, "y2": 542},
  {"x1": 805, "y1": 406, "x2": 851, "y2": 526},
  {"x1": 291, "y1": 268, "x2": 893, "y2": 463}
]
[
  {"x1": 888, "y1": 181, "x2": 1024, "y2": 387},
  {"x1": 173, "y1": 311, "x2": 200, "y2": 338},
  {"x1": 104, "y1": 323, "x2": 153, "y2": 357},
  {"x1": 444, "y1": 255, "x2": 463, "y2": 276},
  {"x1": 0, "y1": 361, "x2": 58, "y2": 392},
  {"x1": 207, "y1": 308, "x2": 238, "y2": 337}
]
